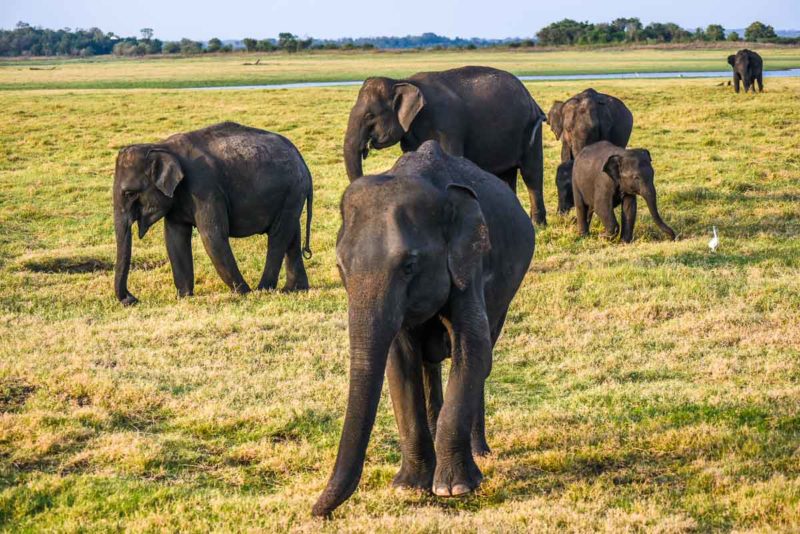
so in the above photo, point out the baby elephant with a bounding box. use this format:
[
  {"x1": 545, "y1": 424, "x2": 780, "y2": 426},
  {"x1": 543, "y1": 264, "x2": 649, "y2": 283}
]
[
  {"x1": 572, "y1": 141, "x2": 675, "y2": 243},
  {"x1": 555, "y1": 160, "x2": 575, "y2": 215},
  {"x1": 113, "y1": 122, "x2": 313, "y2": 305}
]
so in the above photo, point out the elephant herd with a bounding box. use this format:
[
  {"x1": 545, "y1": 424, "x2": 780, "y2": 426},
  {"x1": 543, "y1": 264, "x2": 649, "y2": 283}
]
[{"x1": 111, "y1": 52, "x2": 761, "y2": 516}]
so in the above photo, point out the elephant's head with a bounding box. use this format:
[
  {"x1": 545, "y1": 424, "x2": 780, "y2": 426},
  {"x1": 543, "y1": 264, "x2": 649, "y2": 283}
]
[
  {"x1": 312, "y1": 170, "x2": 490, "y2": 516},
  {"x1": 602, "y1": 149, "x2": 676, "y2": 240},
  {"x1": 547, "y1": 101, "x2": 565, "y2": 140},
  {"x1": 343, "y1": 78, "x2": 425, "y2": 181},
  {"x1": 113, "y1": 145, "x2": 184, "y2": 305},
  {"x1": 555, "y1": 160, "x2": 574, "y2": 214},
  {"x1": 727, "y1": 54, "x2": 737, "y2": 68}
]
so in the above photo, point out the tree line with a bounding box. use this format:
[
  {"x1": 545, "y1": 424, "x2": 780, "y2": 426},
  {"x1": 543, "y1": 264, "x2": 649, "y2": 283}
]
[
  {"x1": 536, "y1": 19, "x2": 788, "y2": 46},
  {"x1": 0, "y1": 20, "x2": 795, "y2": 58}
]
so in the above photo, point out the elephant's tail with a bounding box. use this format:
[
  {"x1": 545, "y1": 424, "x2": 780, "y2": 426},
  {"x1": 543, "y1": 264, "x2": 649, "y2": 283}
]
[{"x1": 303, "y1": 183, "x2": 313, "y2": 260}]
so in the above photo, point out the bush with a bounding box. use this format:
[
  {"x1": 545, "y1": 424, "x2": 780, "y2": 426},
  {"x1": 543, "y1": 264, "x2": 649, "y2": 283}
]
[
  {"x1": 162, "y1": 41, "x2": 180, "y2": 54},
  {"x1": 727, "y1": 31, "x2": 740, "y2": 42},
  {"x1": 206, "y1": 37, "x2": 222, "y2": 53}
]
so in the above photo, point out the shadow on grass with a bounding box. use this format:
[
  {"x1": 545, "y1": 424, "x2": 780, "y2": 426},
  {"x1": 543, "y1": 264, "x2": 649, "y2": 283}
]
[{"x1": 21, "y1": 256, "x2": 167, "y2": 274}]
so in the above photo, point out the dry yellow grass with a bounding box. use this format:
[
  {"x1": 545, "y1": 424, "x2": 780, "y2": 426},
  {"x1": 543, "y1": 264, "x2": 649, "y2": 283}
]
[{"x1": 0, "y1": 64, "x2": 798, "y2": 531}]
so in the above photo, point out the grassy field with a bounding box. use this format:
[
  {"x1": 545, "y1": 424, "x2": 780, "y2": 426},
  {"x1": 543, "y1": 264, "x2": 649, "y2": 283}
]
[
  {"x1": 1, "y1": 47, "x2": 800, "y2": 90},
  {"x1": 0, "y1": 55, "x2": 799, "y2": 531}
]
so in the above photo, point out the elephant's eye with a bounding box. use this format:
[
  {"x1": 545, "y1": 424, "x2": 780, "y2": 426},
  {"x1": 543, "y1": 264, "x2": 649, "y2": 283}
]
[
  {"x1": 123, "y1": 190, "x2": 137, "y2": 199},
  {"x1": 363, "y1": 112, "x2": 374, "y2": 121},
  {"x1": 402, "y1": 256, "x2": 418, "y2": 277}
]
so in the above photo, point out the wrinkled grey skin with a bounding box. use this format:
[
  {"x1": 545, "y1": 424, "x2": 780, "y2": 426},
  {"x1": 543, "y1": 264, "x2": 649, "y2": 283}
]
[
  {"x1": 312, "y1": 141, "x2": 535, "y2": 517},
  {"x1": 113, "y1": 122, "x2": 312, "y2": 304},
  {"x1": 343, "y1": 66, "x2": 548, "y2": 225},
  {"x1": 727, "y1": 49, "x2": 763, "y2": 93},
  {"x1": 556, "y1": 160, "x2": 575, "y2": 215},
  {"x1": 548, "y1": 88, "x2": 634, "y2": 164},
  {"x1": 572, "y1": 141, "x2": 676, "y2": 243}
]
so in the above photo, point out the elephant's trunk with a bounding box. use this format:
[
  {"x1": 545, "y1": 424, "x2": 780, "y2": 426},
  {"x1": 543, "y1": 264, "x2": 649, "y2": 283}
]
[
  {"x1": 312, "y1": 301, "x2": 399, "y2": 516},
  {"x1": 641, "y1": 184, "x2": 676, "y2": 240},
  {"x1": 114, "y1": 208, "x2": 136, "y2": 304},
  {"x1": 343, "y1": 111, "x2": 367, "y2": 181}
]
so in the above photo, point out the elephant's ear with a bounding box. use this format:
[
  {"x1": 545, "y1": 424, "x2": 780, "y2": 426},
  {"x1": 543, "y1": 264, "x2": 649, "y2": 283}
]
[
  {"x1": 640, "y1": 149, "x2": 652, "y2": 162},
  {"x1": 603, "y1": 155, "x2": 623, "y2": 184},
  {"x1": 147, "y1": 149, "x2": 184, "y2": 198},
  {"x1": 548, "y1": 102, "x2": 564, "y2": 139},
  {"x1": 444, "y1": 184, "x2": 491, "y2": 291},
  {"x1": 727, "y1": 55, "x2": 736, "y2": 67},
  {"x1": 393, "y1": 83, "x2": 425, "y2": 132}
]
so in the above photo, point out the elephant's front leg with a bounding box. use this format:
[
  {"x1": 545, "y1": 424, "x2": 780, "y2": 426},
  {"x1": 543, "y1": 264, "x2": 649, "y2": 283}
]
[
  {"x1": 595, "y1": 190, "x2": 619, "y2": 239},
  {"x1": 620, "y1": 194, "x2": 637, "y2": 243},
  {"x1": 165, "y1": 218, "x2": 194, "y2": 297},
  {"x1": 197, "y1": 221, "x2": 250, "y2": 294},
  {"x1": 386, "y1": 331, "x2": 436, "y2": 490},
  {"x1": 433, "y1": 290, "x2": 491, "y2": 497}
]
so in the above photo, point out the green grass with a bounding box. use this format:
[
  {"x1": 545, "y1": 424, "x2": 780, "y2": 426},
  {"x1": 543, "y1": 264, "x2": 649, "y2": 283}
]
[
  {"x1": 1, "y1": 47, "x2": 800, "y2": 90},
  {"x1": 0, "y1": 57, "x2": 799, "y2": 531}
]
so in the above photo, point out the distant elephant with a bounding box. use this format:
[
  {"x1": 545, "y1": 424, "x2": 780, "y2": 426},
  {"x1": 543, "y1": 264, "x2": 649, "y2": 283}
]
[
  {"x1": 555, "y1": 160, "x2": 575, "y2": 215},
  {"x1": 547, "y1": 88, "x2": 634, "y2": 163},
  {"x1": 572, "y1": 141, "x2": 675, "y2": 243},
  {"x1": 727, "y1": 49, "x2": 763, "y2": 93},
  {"x1": 312, "y1": 141, "x2": 535, "y2": 517},
  {"x1": 342, "y1": 66, "x2": 548, "y2": 225},
  {"x1": 113, "y1": 122, "x2": 312, "y2": 305}
]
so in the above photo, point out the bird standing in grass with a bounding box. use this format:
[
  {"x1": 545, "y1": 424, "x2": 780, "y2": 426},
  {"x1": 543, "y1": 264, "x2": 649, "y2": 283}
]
[{"x1": 708, "y1": 226, "x2": 719, "y2": 253}]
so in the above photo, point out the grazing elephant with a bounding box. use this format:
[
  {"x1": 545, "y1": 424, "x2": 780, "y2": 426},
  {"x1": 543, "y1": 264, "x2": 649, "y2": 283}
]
[
  {"x1": 727, "y1": 49, "x2": 763, "y2": 93},
  {"x1": 113, "y1": 122, "x2": 312, "y2": 305},
  {"x1": 572, "y1": 141, "x2": 675, "y2": 243},
  {"x1": 547, "y1": 88, "x2": 634, "y2": 164},
  {"x1": 342, "y1": 66, "x2": 548, "y2": 225},
  {"x1": 555, "y1": 160, "x2": 575, "y2": 215},
  {"x1": 312, "y1": 141, "x2": 535, "y2": 517}
]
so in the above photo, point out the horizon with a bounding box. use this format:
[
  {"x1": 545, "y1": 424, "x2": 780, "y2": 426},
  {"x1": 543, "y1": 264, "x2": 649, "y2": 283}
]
[{"x1": 2, "y1": 0, "x2": 799, "y2": 41}]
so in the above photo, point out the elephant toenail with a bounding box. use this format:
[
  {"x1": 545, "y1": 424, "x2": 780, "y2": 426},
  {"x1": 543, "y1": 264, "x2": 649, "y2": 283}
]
[
  {"x1": 433, "y1": 485, "x2": 451, "y2": 497},
  {"x1": 451, "y1": 484, "x2": 472, "y2": 496}
]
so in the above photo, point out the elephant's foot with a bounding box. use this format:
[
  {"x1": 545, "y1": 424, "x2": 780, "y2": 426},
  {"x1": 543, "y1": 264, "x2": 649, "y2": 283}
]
[
  {"x1": 281, "y1": 277, "x2": 310, "y2": 292},
  {"x1": 531, "y1": 214, "x2": 547, "y2": 227},
  {"x1": 119, "y1": 293, "x2": 139, "y2": 306},
  {"x1": 177, "y1": 289, "x2": 194, "y2": 298},
  {"x1": 256, "y1": 280, "x2": 277, "y2": 292},
  {"x1": 432, "y1": 455, "x2": 482, "y2": 497},
  {"x1": 470, "y1": 435, "x2": 491, "y2": 457},
  {"x1": 233, "y1": 282, "x2": 252, "y2": 295},
  {"x1": 392, "y1": 462, "x2": 434, "y2": 490}
]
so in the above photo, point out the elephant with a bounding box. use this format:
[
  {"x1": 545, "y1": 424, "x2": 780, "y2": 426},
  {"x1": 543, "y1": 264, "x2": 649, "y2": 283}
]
[
  {"x1": 547, "y1": 88, "x2": 634, "y2": 164},
  {"x1": 312, "y1": 141, "x2": 535, "y2": 517},
  {"x1": 727, "y1": 49, "x2": 763, "y2": 93},
  {"x1": 571, "y1": 141, "x2": 676, "y2": 243},
  {"x1": 555, "y1": 160, "x2": 575, "y2": 215},
  {"x1": 342, "y1": 66, "x2": 548, "y2": 225},
  {"x1": 113, "y1": 122, "x2": 313, "y2": 305}
]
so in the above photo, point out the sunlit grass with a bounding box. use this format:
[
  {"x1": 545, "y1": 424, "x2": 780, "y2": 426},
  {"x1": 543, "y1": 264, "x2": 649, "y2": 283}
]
[
  {"x1": 1, "y1": 47, "x2": 799, "y2": 89},
  {"x1": 0, "y1": 70, "x2": 798, "y2": 531}
]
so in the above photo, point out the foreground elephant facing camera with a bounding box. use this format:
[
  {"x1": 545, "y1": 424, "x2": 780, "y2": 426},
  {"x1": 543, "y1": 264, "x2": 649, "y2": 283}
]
[
  {"x1": 312, "y1": 141, "x2": 535, "y2": 517},
  {"x1": 548, "y1": 88, "x2": 633, "y2": 164},
  {"x1": 343, "y1": 66, "x2": 548, "y2": 225},
  {"x1": 727, "y1": 49, "x2": 763, "y2": 93},
  {"x1": 113, "y1": 122, "x2": 313, "y2": 305},
  {"x1": 572, "y1": 141, "x2": 676, "y2": 243}
]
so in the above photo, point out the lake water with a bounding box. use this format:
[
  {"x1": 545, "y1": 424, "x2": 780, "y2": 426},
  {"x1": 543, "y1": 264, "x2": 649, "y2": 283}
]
[{"x1": 190, "y1": 68, "x2": 800, "y2": 91}]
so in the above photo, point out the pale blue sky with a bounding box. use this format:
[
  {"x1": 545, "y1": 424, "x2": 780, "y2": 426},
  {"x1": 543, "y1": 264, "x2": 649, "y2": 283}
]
[{"x1": 2, "y1": 0, "x2": 798, "y2": 40}]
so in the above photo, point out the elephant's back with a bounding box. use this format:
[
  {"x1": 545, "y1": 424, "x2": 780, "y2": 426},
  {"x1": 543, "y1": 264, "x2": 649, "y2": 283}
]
[{"x1": 573, "y1": 141, "x2": 623, "y2": 184}]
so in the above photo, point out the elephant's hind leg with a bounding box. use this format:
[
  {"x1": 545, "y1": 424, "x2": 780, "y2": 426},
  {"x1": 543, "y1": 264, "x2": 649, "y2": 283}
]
[
  {"x1": 281, "y1": 220, "x2": 309, "y2": 292},
  {"x1": 257, "y1": 210, "x2": 293, "y2": 291},
  {"x1": 387, "y1": 331, "x2": 436, "y2": 490},
  {"x1": 520, "y1": 125, "x2": 547, "y2": 226}
]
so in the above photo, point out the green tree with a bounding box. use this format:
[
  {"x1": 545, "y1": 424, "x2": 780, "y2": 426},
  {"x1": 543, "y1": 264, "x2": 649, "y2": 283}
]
[
  {"x1": 140, "y1": 28, "x2": 154, "y2": 41},
  {"x1": 706, "y1": 24, "x2": 725, "y2": 41},
  {"x1": 278, "y1": 32, "x2": 298, "y2": 51},
  {"x1": 162, "y1": 41, "x2": 180, "y2": 54},
  {"x1": 727, "y1": 31, "x2": 741, "y2": 42},
  {"x1": 206, "y1": 37, "x2": 222, "y2": 52},
  {"x1": 745, "y1": 21, "x2": 776, "y2": 41},
  {"x1": 243, "y1": 38, "x2": 257, "y2": 52},
  {"x1": 257, "y1": 39, "x2": 275, "y2": 52}
]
